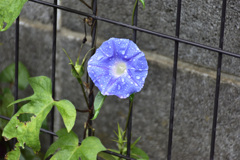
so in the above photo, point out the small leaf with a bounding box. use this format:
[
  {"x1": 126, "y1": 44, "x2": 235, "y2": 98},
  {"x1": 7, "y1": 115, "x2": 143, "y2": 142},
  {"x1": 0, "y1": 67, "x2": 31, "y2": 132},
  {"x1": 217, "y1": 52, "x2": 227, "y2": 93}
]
[
  {"x1": 2, "y1": 76, "x2": 76, "y2": 152},
  {"x1": 80, "y1": 48, "x2": 94, "y2": 67},
  {"x1": 54, "y1": 100, "x2": 76, "y2": 133},
  {"x1": 74, "y1": 64, "x2": 84, "y2": 77},
  {"x1": 44, "y1": 128, "x2": 79, "y2": 160},
  {"x1": 0, "y1": 62, "x2": 30, "y2": 90},
  {"x1": 0, "y1": 0, "x2": 28, "y2": 31},
  {"x1": 131, "y1": 137, "x2": 141, "y2": 149},
  {"x1": 139, "y1": 0, "x2": 145, "y2": 9},
  {"x1": 98, "y1": 151, "x2": 117, "y2": 160},
  {"x1": 45, "y1": 130, "x2": 106, "y2": 160},
  {"x1": 92, "y1": 91, "x2": 106, "y2": 120},
  {"x1": 79, "y1": 137, "x2": 106, "y2": 160},
  {"x1": 62, "y1": 49, "x2": 74, "y2": 65},
  {"x1": 131, "y1": 146, "x2": 149, "y2": 160}
]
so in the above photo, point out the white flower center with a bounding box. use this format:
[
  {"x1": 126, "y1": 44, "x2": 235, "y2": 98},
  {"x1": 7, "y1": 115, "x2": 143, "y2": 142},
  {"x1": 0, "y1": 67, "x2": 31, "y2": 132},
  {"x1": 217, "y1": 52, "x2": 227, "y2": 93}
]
[{"x1": 114, "y1": 62, "x2": 127, "y2": 77}]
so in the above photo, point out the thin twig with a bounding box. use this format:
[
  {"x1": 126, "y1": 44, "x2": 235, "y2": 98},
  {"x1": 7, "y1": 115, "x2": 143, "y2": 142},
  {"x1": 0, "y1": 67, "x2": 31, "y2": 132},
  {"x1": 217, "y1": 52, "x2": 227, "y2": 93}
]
[{"x1": 79, "y1": 0, "x2": 92, "y2": 9}]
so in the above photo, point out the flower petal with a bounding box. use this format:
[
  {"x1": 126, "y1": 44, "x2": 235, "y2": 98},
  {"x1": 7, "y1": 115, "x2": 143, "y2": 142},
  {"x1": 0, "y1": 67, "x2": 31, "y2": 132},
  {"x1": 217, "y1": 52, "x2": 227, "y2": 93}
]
[{"x1": 87, "y1": 38, "x2": 148, "y2": 99}]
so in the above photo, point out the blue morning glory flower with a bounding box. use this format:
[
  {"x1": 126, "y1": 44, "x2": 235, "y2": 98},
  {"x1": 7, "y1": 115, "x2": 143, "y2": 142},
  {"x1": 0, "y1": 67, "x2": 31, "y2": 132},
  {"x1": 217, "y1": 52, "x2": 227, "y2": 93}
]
[{"x1": 87, "y1": 38, "x2": 148, "y2": 99}]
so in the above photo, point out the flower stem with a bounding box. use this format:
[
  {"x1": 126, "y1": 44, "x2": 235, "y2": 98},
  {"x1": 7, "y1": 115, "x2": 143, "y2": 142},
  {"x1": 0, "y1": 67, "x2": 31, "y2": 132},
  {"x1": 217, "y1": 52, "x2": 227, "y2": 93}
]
[
  {"x1": 131, "y1": 0, "x2": 138, "y2": 25},
  {"x1": 71, "y1": 66, "x2": 89, "y2": 107},
  {"x1": 123, "y1": 94, "x2": 135, "y2": 144}
]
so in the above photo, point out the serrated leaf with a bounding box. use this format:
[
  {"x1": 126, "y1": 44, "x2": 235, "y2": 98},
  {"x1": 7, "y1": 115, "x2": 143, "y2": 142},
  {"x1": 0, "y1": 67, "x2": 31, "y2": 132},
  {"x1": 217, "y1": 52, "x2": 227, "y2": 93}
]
[
  {"x1": 44, "y1": 128, "x2": 80, "y2": 160},
  {"x1": 139, "y1": 0, "x2": 145, "y2": 9},
  {"x1": 0, "y1": 88, "x2": 14, "y2": 130},
  {"x1": 2, "y1": 76, "x2": 76, "y2": 152},
  {"x1": 5, "y1": 143, "x2": 21, "y2": 160},
  {"x1": 0, "y1": 62, "x2": 30, "y2": 90},
  {"x1": 92, "y1": 91, "x2": 106, "y2": 120},
  {"x1": 79, "y1": 136, "x2": 106, "y2": 160},
  {"x1": 0, "y1": 0, "x2": 28, "y2": 31}
]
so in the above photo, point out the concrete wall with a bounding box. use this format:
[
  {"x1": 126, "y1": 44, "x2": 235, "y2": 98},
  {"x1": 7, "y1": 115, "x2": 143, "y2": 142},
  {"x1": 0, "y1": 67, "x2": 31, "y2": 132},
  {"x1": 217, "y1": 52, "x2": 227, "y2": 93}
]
[{"x1": 1, "y1": 0, "x2": 240, "y2": 159}]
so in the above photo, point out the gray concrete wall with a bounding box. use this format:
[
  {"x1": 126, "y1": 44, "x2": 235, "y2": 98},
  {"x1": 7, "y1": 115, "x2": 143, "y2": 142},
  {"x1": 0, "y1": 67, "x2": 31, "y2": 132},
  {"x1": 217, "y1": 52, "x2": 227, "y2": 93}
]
[{"x1": 1, "y1": 0, "x2": 240, "y2": 159}]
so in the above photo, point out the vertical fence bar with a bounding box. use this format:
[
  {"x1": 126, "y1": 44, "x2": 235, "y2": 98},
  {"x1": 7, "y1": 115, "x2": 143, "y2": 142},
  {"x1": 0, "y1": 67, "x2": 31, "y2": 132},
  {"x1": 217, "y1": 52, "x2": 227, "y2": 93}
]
[
  {"x1": 50, "y1": 0, "x2": 57, "y2": 143},
  {"x1": 14, "y1": 17, "x2": 20, "y2": 113},
  {"x1": 126, "y1": 1, "x2": 138, "y2": 157},
  {"x1": 88, "y1": 0, "x2": 97, "y2": 136},
  {"x1": 209, "y1": 0, "x2": 226, "y2": 159},
  {"x1": 167, "y1": 0, "x2": 182, "y2": 159},
  {"x1": 13, "y1": 16, "x2": 20, "y2": 146}
]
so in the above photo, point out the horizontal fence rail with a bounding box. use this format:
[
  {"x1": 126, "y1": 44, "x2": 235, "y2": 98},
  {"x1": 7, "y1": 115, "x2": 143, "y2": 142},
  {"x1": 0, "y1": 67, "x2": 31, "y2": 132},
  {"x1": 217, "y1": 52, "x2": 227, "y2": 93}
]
[{"x1": 28, "y1": 0, "x2": 240, "y2": 58}]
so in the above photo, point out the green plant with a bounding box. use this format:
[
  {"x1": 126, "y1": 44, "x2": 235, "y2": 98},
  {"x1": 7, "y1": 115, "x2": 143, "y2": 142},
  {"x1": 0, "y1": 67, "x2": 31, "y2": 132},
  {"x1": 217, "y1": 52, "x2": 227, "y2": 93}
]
[{"x1": 0, "y1": 1, "x2": 149, "y2": 160}]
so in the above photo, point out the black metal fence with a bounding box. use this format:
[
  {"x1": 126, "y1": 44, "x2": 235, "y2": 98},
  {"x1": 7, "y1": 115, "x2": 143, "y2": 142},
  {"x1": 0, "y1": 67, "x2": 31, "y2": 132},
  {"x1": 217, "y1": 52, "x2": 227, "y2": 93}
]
[{"x1": 1, "y1": 0, "x2": 239, "y2": 159}]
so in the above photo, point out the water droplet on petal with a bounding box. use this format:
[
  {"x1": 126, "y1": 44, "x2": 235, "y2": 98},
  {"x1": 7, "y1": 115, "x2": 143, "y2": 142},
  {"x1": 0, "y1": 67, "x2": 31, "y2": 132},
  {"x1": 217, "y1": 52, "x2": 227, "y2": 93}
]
[
  {"x1": 136, "y1": 76, "x2": 140, "y2": 79},
  {"x1": 135, "y1": 83, "x2": 138, "y2": 86},
  {"x1": 118, "y1": 85, "x2": 121, "y2": 90}
]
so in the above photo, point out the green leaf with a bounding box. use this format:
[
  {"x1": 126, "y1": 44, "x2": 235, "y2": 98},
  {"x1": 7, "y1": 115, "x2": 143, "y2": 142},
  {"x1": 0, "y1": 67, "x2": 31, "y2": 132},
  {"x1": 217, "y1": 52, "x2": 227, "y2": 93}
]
[
  {"x1": 0, "y1": 0, "x2": 28, "y2": 31},
  {"x1": 2, "y1": 76, "x2": 76, "y2": 152},
  {"x1": 0, "y1": 62, "x2": 30, "y2": 90},
  {"x1": 63, "y1": 48, "x2": 83, "y2": 78},
  {"x1": 62, "y1": 48, "x2": 74, "y2": 65},
  {"x1": 131, "y1": 137, "x2": 141, "y2": 149},
  {"x1": 54, "y1": 100, "x2": 76, "y2": 132},
  {"x1": 139, "y1": 0, "x2": 145, "y2": 9},
  {"x1": 45, "y1": 129, "x2": 106, "y2": 160},
  {"x1": 131, "y1": 146, "x2": 149, "y2": 160},
  {"x1": 5, "y1": 143, "x2": 21, "y2": 160},
  {"x1": 0, "y1": 88, "x2": 14, "y2": 130},
  {"x1": 92, "y1": 91, "x2": 106, "y2": 120},
  {"x1": 79, "y1": 136, "x2": 106, "y2": 160},
  {"x1": 20, "y1": 146, "x2": 43, "y2": 160},
  {"x1": 73, "y1": 64, "x2": 84, "y2": 77},
  {"x1": 77, "y1": 47, "x2": 94, "y2": 77},
  {"x1": 98, "y1": 151, "x2": 117, "y2": 160},
  {"x1": 44, "y1": 128, "x2": 80, "y2": 160}
]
